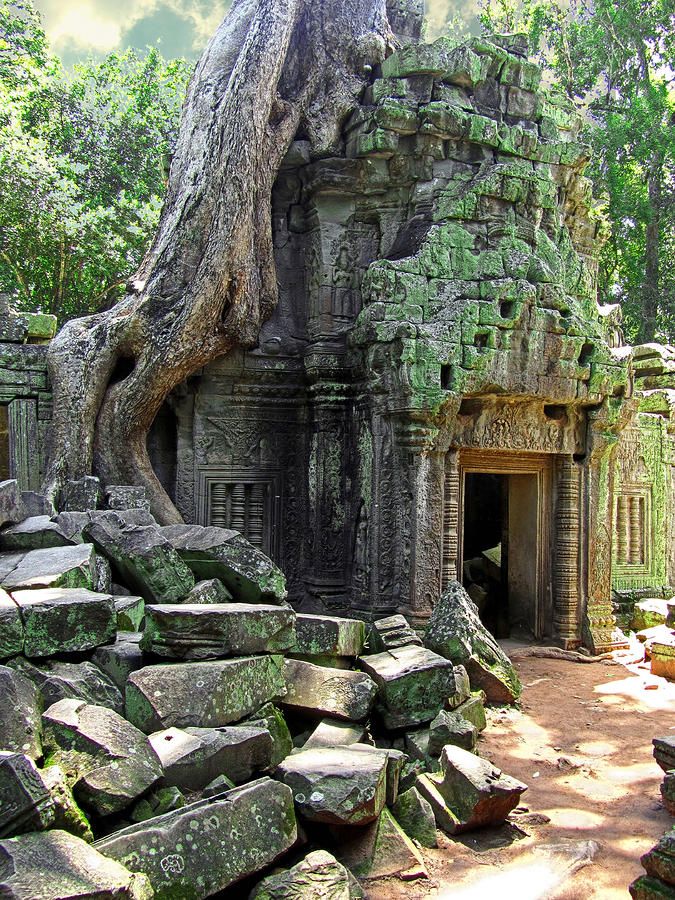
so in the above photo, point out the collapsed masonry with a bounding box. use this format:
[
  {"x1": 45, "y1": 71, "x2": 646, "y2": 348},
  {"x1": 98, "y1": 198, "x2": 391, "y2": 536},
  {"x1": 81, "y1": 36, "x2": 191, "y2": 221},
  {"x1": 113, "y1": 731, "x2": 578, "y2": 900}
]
[
  {"x1": 7, "y1": 28, "x2": 675, "y2": 655},
  {"x1": 0, "y1": 480, "x2": 529, "y2": 898}
]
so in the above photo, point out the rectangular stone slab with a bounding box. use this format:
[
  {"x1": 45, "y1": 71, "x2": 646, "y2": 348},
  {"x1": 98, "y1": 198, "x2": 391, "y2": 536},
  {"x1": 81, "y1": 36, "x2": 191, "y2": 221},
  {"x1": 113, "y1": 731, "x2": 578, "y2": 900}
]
[
  {"x1": 359, "y1": 644, "x2": 457, "y2": 729},
  {"x1": 11, "y1": 588, "x2": 116, "y2": 657},
  {"x1": 281, "y1": 658, "x2": 377, "y2": 722},
  {"x1": 95, "y1": 778, "x2": 296, "y2": 899},
  {"x1": 83, "y1": 521, "x2": 194, "y2": 603},
  {"x1": 159, "y1": 525, "x2": 286, "y2": 604},
  {"x1": 140, "y1": 603, "x2": 296, "y2": 659},
  {"x1": 291, "y1": 614, "x2": 366, "y2": 657},
  {"x1": 0, "y1": 516, "x2": 71, "y2": 551},
  {"x1": 2, "y1": 544, "x2": 97, "y2": 591},
  {"x1": 126, "y1": 655, "x2": 287, "y2": 733},
  {"x1": 0, "y1": 829, "x2": 153, "y2": 899}
]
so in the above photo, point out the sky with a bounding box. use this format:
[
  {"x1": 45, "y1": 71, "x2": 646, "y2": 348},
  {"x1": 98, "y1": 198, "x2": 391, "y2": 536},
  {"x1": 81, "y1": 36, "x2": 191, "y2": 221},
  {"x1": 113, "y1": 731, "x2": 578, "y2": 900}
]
[{"x1": 33, "y1": 0, "x2": 480, "y2": 65}]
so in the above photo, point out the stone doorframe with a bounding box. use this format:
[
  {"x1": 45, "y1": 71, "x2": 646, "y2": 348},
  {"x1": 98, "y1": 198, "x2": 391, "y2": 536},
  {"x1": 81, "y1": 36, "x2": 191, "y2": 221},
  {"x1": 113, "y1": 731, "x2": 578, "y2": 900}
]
[{"x1": 442, "y1": 449, "x2": 580, "y2": 646}]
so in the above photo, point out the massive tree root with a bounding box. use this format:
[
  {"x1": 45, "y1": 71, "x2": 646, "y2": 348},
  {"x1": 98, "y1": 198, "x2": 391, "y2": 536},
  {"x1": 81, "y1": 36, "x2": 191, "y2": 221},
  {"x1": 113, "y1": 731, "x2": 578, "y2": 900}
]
[{"x1": 44, "y1": 0, "x2": 392, "y2": 523}]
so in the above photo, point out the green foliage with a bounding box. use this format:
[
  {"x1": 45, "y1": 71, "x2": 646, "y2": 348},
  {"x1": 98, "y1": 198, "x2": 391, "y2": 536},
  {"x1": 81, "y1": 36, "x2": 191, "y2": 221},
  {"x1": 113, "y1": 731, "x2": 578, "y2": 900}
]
[
  {"x1": 479, "y1": 0, "x2": 675, "y2": 343},
  {"x1": 0, "y1": 0, "x2": 191, "y2": 320}
]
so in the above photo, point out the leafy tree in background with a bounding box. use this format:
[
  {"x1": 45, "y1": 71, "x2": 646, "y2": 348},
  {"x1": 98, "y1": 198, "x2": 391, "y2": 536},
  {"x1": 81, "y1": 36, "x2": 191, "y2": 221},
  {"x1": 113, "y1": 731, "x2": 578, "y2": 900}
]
[
  {"x1": 0, "y1": 0, "x2": 191, "y2": 320},
  {"x1": 479, "y1": 0, "x2": 675, "y2": 343}
]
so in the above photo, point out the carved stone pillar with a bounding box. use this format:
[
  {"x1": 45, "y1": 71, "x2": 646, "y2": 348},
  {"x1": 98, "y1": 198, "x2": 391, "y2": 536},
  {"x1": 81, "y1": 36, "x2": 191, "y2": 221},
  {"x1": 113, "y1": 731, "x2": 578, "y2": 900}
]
[
  {"x1": 583, "y1": 429, "x2": 626, "y2": 653},
  {"x1": 395, "y1": 421, "x2": 443, "y2": 628},
  {"x1": 553, "y1": 455, "x2": 581, "y2": 648},
  {"x1": 9, "y1": 399, "x2": 39, "y2": 491},
  {"x1": 442, "y1": 450, "x2": 460, "y2": 590}
]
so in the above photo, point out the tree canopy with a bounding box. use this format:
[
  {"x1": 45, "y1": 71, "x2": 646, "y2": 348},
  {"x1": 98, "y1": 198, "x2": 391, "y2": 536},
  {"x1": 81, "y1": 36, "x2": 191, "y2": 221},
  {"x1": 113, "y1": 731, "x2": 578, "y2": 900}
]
[{"x1": 0, "y1": 0, "x2": 191, "y2": 321}]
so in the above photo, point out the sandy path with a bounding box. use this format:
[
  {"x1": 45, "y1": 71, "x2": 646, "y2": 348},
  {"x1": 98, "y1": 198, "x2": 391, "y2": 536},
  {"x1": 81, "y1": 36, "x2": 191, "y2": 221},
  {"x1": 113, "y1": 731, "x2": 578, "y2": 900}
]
[{"x1": 368, "y1": 652, "x2": 675, "y2": 899}]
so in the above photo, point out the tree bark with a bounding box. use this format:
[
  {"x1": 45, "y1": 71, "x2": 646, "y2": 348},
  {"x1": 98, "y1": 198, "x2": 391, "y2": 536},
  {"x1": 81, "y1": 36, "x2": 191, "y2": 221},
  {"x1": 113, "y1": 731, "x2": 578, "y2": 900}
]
[
  {"x1": 44, "y1": 0, "x2": 392, "y2": 523},
  {"x1": 638, "y1": 169, "x2": 661, "y2": 344}
]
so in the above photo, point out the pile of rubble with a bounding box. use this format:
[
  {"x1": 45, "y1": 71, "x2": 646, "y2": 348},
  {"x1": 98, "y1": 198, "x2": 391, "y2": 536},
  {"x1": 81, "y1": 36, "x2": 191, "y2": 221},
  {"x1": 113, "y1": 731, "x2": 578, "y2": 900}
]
[
  {"x1": 629, "y1": 736, "x2": 675, "y2": 898},
  {"x1": 0, "y1": 477, "x2": 526, "y2": 899},
  {"x1": 620, "y1": 596, "x2": 675, "y2": 681}
]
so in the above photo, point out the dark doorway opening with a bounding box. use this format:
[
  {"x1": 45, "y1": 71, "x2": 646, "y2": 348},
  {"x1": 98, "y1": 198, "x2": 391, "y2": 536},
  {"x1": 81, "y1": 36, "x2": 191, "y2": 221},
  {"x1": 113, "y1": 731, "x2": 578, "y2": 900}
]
[{"x1": 462, "y1": 471, "x2": 539, "y2": 640}]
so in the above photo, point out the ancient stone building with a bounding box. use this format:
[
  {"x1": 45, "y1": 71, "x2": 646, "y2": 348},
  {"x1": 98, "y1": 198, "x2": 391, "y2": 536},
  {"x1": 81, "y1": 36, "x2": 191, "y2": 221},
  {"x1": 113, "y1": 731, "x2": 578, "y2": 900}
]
[{"x1": 8, "y1": 19, "x2": 675, "y2": 653}]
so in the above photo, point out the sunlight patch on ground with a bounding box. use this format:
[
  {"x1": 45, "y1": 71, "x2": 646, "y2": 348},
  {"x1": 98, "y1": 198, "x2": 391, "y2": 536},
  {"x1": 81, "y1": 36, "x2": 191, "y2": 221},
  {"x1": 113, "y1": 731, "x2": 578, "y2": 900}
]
[
  {"x1": 543, "y1": 807, "x2": 605, "y2": 829},
  {"x1": 573, "y1": 739, "x2": 618, "y2": 756},
  {"x1": 594, "y1": 674, "x2": 675, "y2": 711}
]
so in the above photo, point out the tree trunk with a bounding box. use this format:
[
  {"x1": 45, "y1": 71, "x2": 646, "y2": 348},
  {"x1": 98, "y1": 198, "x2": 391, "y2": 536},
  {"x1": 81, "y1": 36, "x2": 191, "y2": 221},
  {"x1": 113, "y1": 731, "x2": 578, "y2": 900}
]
[{"x1": 44, "y1": 0, "x2": 392, "y2": 523}]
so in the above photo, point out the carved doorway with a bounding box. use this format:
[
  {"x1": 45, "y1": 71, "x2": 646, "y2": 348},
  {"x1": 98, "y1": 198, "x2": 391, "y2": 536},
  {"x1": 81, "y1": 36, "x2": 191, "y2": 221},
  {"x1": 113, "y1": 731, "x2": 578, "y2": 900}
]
[{"x1": 445, "y1": 450, "x2": 553, "y2": 641}]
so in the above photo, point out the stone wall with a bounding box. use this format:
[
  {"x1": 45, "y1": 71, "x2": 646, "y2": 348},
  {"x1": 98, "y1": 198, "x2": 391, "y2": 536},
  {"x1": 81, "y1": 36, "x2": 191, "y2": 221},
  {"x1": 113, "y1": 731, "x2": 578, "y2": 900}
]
[{"x1": 0, "y1": 297, "x2": 56, "y2": 493}]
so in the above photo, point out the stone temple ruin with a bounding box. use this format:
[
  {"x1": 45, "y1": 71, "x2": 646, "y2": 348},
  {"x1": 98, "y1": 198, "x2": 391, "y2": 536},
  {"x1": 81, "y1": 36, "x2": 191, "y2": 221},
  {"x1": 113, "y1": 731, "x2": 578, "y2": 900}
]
[
  {"x1": 9, "y1": 15, "x2": 675, "y2": 657},
  {"x1": 1, "y1": 7, "x2": 675, "y2": 899}
]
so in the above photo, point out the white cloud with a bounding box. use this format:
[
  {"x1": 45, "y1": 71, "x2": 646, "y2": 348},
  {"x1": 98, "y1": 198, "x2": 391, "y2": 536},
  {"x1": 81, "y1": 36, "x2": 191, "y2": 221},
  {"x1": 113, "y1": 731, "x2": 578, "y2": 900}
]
[{"x1": 34, "y1": 0, "x2": 229, "y2": 55}]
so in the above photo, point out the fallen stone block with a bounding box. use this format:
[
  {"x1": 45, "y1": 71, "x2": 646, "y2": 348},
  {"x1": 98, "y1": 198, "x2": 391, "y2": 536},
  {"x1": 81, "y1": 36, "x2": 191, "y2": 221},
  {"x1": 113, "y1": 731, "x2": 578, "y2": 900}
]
[
  {"x1": 43, "y1": 698, "x2": 163, "y2": 817},
  {"x1": 9, "y1": 656, "x2": 124, "y2": 714},
  {"x1": 184, "y1": 577, "x2": 233, "y2": 604},
  {"x1": 160, "y1": 524, "x2": 287, "y2": 603},
  {"x1": 11, "y1": 588, "x2": 115, "y2": 657},
  {"x1": 661, "y1": 771, "x2": 675, "y2": 815},
  {"x1": 140, "y1": 602, "x2": 295, "y2": 660},
  {"x1": 303, "y1": 718, "x2": 366, "y2": 750},
  {"x1": 629, "y1": 874, "x2": 675, "y2": 899},
  {"x1": 0, "y1": 516, "x2": 71, "y2": 552},
  {"x1": 333, "y1": 807, "x2": 427, "y2": 880},
  {"x1": 424, "y1": 581, "x2": 522, "y2": 704},
  {"x1": 417, "y1": 744, "x2": 527, "y2": 834},
  {"x1": 2, "y1": 544, "x2": 97, "y2": 591},
  {"x1": 126, "y1": 655, "x2": 286, "y2": 732},
  {"x1": 637, "y1": 625, "x2": 675, "y2": 656},
  {"x1": 0, "y1": 480, "x2": 25, "y2": 528},
  {"x1": 83, "y1": 520, "x2": 194, "y2": 603},
  {"x1": 391, "y1": 786, "x2": 438, "y2": 848},
  {"x1": 652, "y1": 640, "x2": 675, "y2": 681},
  {"x1": 454, "y1": 691, "x2": 487, "y2": 731},
  {"x1": 0, "y1": 829, "x2": 152, "y2": 899},
  {"x1": 370, "y1": 615, "x2": 423, "y2": 652},
  {"x1": 149, "y1": 724, "x2": 272, "y2": 790},
  {"x1": 640, "y1": 828, "x2": 675, "y2": 885},
  {"x1": 92, "y1": 634, "x2": 145, "y2": 692},
  {"x1": 359, "y1": 644, "x2": 457, "y2": 729},
  {"x1": 281, "y1": 658, "x2": 377, "y2": 722},
  {"x1": 95, "y1": 778, "x2": 296, "y2": 899},
  {"x1": 349, "y1": 743, "x2": 405, "y2": 806},
  {"x1": 62, "y1": 476, "x2": 101, "y2": 512},
  {"x1": 632, "y1": 599, "x2": 670, "y2": 631},
  {"x1": 250, "y1": 849, "x2": 359, "y2": 899},
  {"x1": 404, "y1": 728, "x2": 434, "y2": 770},
  {"x1": 654, "y1": 736, "x2": 675, "y2": 773},
  {"x1": 0, "y1": 665, "x2": 42, "y2": 759},
  {"x1": 21, "y1": 492, "x2": 54, "y2": 518},
  {"x1": 115, "y1": 595, "x2": 145, "y2": 631},
  {"x1": 292, "y1": 614, "x2": 366, "y2": 658},
  {"x1": 446, "y1": 664, "x2": 471, "y2": 709},
  {"x1": 202, "y1": 774, "x2": 235, "y2": 797},
  {"x1": 131, "y1": 786, "x2": 185, "y2": 823},
  {"x1": 0, "y1": 590, "x2": 22, "y2": 659},
  {"x1": 275, "y1": 745, "x2": 389, "y2": 825},
  {"x1": 39, "y1": 765, "x2": 93, "y2": 842},
  {"x1": 0, "y1": 752, "x2": 55, "y2": 838},
  {"x1": 428, "y1": 709, "x2": 477, "y2": 754},
  {"x1": 105, "y1": 485, "x2": 150, "y2": 511},
  {"x1": 247, "y1": 702, "x2": 293, "y2": 767}
]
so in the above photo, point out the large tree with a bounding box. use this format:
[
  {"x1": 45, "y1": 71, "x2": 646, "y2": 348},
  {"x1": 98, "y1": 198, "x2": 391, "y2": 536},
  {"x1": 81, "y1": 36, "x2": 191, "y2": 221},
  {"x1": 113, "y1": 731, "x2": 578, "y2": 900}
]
[{"x1": 44, "y1": 0, "x2": 394, "y2": 523}]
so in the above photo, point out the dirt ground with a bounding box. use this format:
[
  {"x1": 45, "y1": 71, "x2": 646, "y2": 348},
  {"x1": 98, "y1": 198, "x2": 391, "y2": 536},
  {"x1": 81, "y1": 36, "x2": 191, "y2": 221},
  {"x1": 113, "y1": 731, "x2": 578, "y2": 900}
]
[{"x1": 368, "y1": 647, "x2": 675, "y2": 900}]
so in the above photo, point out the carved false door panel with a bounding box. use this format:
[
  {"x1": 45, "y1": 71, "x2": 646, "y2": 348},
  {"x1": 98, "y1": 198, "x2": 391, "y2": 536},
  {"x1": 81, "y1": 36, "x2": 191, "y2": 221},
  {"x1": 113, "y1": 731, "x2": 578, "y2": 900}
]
[{"x1": 197, "y1": 469, "x2": 282, "y2": 559}]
